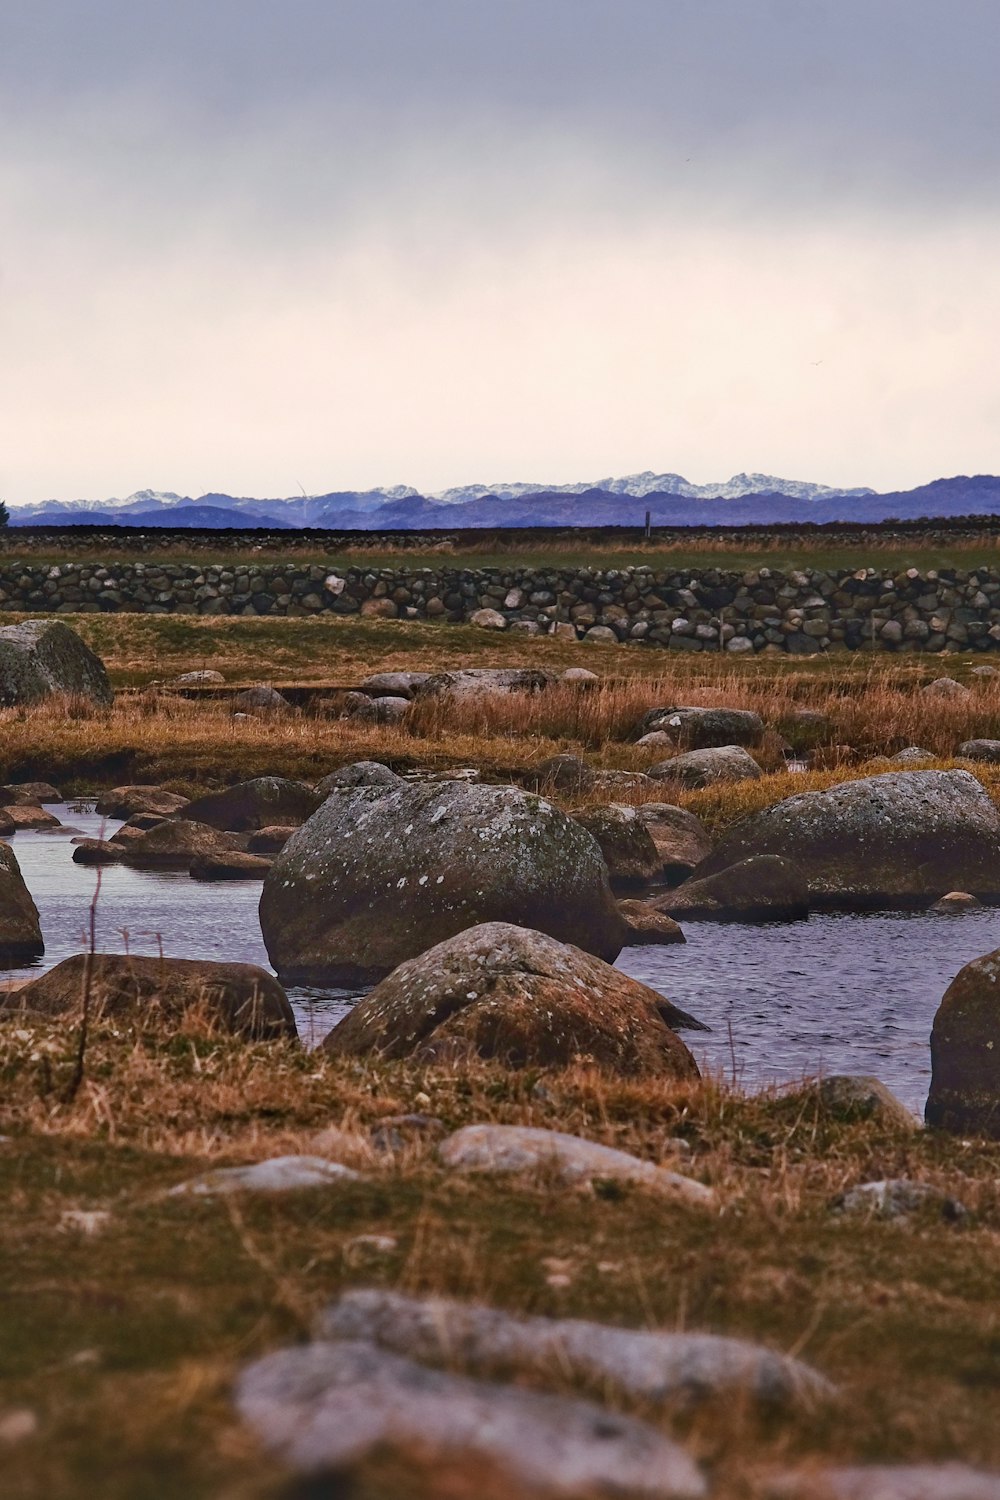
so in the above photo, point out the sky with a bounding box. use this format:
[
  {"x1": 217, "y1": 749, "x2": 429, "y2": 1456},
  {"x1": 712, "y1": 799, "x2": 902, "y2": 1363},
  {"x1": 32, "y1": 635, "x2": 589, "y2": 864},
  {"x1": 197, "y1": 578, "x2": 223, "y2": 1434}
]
[{"x1": 3, "y1": 0, "x2": 1000, "y2": 504}]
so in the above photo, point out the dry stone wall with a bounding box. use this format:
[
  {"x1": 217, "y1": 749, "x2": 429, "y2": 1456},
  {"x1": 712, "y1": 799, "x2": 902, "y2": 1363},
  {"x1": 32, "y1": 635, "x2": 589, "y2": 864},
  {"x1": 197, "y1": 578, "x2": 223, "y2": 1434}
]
[{"x1": 4, "y1": 560, "x2": 1000, "y2": 653}]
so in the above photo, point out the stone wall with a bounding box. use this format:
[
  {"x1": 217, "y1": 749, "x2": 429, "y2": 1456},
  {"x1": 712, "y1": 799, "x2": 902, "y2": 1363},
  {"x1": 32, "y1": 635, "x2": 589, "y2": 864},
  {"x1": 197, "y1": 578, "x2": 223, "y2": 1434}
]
[{"x1": 3, "y1": 559, "x2": 1000, "y2": 653}]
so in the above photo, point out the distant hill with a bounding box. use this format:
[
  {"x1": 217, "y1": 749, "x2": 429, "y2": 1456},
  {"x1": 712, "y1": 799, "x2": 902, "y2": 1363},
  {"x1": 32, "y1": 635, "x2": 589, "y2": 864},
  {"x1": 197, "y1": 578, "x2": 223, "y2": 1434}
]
[{"x1": 11, "y1": 471, "x2": 1000, "y2": 529}]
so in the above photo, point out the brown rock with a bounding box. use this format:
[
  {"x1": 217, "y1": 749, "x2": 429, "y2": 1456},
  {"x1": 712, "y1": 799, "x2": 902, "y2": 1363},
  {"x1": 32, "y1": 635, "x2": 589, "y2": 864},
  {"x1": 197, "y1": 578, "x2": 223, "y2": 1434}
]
[
  {"x1": 654, "y1": 856, "x2": 810, "y2": 922},
  {"x1": 926, "y1": 948, "x2": 1000, "y2": 1137},
  {"x1": 2, "y1": 954, "x2": 295, "y2": 1039},
  {"x1": 95, "y1": 786, "x2": 190, "y2": 818},
  {"x1": 3, "y1": 805, "x2": 60, "y2": 831},
  {"x1": 0, "y1": 782, "x2": 62, "y2": 805},
  {"x1": 0, "y1": 844, "x2": 43, "y2": 961},
  {"x1": 189, "y1": 852, "x2": 273, "y2": 881},
  {"x1": 323, "y1": 922, "x2": 703, "y2": 1074},
  {"x1": 122, "y1": 819, "x2": 246, "y2": 869},
  {"x1": 247, "y1": 825, "x2": 298, "y2": 854},
  {"x1": 617, "y1": 900, "x2": 686, "y2": 945},
  {"x1": 72, "y1": 839, "x2": 125, "y2": 866},
  {"x1": 573, "y1": 806, "x2": 662, "y2": 889}
]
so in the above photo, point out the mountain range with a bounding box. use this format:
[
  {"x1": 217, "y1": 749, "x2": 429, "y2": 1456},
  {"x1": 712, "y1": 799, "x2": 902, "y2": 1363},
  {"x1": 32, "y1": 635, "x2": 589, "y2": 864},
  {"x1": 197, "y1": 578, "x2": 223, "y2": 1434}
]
[{"x1": 9, "y1": 471, "x2": 1000, "y2": 529}]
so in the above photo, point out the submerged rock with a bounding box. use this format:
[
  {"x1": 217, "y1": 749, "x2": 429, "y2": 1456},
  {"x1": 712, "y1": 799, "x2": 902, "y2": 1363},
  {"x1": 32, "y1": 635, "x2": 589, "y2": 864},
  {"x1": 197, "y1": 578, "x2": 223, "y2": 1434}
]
[
  {"x1": 654, "y1": 856, "x2": 810, "y2": 922},
  {"x1": 236, "y1": 1339, "x2": 706, "y2": 1499},
  {"x1": 0, "y1": 619, "x2": 112, "y2": 708},
  {"x1": 319, "y1": 1289, "x2": 833, "y2": 1413},
  {"x1": 438, "y1": 1124, "x2": 714, "y2": 1204},
  {"x1": 694, "y1": 770, "x2": 1000, "y2": 909},
  {"x1": 260, "y1": 783, "x2": 625, "y2": 985},
  {"x1": 322, "y1": 922, "x2": 702, "y2": 1075},
  {"x1": 926, "y1": 948, "x2": 1000, "y2": 1137},
  {"x1": 2, "y1": 953, "x2": 295, "y2": 1039}
]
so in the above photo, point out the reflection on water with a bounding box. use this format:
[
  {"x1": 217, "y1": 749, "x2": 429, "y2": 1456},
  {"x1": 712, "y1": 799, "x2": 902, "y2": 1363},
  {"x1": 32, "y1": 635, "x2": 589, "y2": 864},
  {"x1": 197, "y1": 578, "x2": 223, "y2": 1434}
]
[{"x1": 8, "y1": 805, "x2": 1000, "y2": 1109}]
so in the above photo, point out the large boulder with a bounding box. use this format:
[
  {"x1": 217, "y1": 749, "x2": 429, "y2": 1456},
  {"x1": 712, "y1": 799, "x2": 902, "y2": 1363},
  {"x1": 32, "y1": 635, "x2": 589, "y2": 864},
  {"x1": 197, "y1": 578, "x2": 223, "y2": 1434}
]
[
  {"x1": 925, "y1": 949, "x2": 1000, "y2": 1137},
  {"x1": 418, "y1": 668, "x2": 555, "y2": 700},
  {"x1": 694, "y1": 770, "x2": 1000, "y2": 910},
  {"x1": 0, "y1": 782, "x2": 63, "y2": 805},
  {"x1": 654, "y1": 856, "x2": 810, "y2": 922},
  {"x1": 1, "y1": 954, "x2": 295, "y2": 1039},
  {"x1": 180, "y1": 777, "x2": 322, "y2": 832},
  {"x1": 572, "y1": 806, "x2": 662, "y2": 889},
  {"x1": 0, "y1": 845, "x2": 43, "y2": 962},
  {"x1": 958, "y1": 740, "x2": 1000, "y2": 763},
  {"x1": 322, "y1": 923, "x2": 702, "y2": 1075},
  {"x1": 315, "y1": 762, "x2": 403, "y2": 796},
  {"x1": 649, "y1": 746, "x2": 763, "y2": 788},
  {"x1": 260, "y1": 782, "x2": 625, "y2": 985},
  {"x1": 95, "y1": 785, "x2": 189, "y2": 818},
  {"x1": 0, "y1": 619, "x2": 112, "y2": 708},
  {"x1": 634, "y1": 706, "x2": 764, "y2": 748}
]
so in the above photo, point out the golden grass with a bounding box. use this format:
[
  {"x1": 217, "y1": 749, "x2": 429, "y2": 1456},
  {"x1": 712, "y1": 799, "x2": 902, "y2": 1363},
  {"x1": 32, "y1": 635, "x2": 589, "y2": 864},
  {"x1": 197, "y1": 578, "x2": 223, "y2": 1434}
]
[{"x1": 1, "y1": 1013, "x2": 999, "y2": 1498}]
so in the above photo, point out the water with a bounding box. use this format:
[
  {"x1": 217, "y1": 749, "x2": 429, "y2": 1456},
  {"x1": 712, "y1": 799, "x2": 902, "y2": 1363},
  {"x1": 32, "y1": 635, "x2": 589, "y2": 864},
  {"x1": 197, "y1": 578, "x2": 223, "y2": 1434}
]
[{"x1": 8, "y1": 805, "x2": 1000, "y2": 1111}]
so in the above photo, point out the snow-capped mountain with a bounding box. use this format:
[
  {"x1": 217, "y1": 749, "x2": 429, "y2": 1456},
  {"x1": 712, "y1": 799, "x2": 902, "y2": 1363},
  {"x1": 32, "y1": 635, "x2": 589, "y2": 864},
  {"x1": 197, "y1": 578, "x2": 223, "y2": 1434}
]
[{"x1": 431, "y1": 471, "x2": 875, "y2": 503}]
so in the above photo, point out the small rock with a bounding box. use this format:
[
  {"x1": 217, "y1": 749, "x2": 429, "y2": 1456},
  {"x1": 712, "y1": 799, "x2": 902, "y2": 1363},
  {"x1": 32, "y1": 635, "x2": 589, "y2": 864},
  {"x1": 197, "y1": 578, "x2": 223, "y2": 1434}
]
[
  {"x1": 94, "y1": 785, "x2": 190, "y2": 818},
  {"x1": 347, "y1": 694, "x2": 410, "y2": 724},
  {"x1": 168, "y1": 1156, "x2": 361, "y2": 1197},
  {"x1": 246, "y1": 825, "x2": 298, "y2": 854},
  {"x1": 439, "y1": 1125, "x2": 714, "y2": 1205},
  {"x1": 72, "y1": 839, "x2": 125, "y2": 865},
  {"x1": 971, "y1": 665, "x2": 1000, "y2": 679},
  {"x1": 360, "y1": 671, "x2": 430, "y2": 699},
  {"x1": 561, "y1": 667, "x2": 599, "y2": 684},
  {"x1": 921, "y1": 677, "x2": 971, "y2": 700},
  {"x1": 617, "y1": 899, "x2": 686, "y2": 945},
  {"x1": 231, "y1": 685, "x2": 289, "y2": 713},
  {"x1": 930, "y1": 891, "x2": 982, "y2": 912},
  {"x1": 59, "y1": 1209, "x2": 111, "y2": 1236},
  {"x1": 469, "y1": 608, "x2": 507, "y2": 630},
  {"x1": 796, "y1": 1075, "x2": 917, "y2": 1131},
  {"x1": 891, "y1": 746, "x2": 936, "y2": 764},
  {"x1": 0, "y1": 1408, "x2": 38, "y2": 1445},
  {"x1": 833, "y1": 1178, "x2": 966, "y2": 1220},
  {"x1": 189, "y1": 851, "x2": 273, "y2": 880},
  {"x1": 235, "y1": 1339, "x2": 706, "y2": 1498},
  {"x1": 525, "y1": 754, "x2": 594, "y2": 793},
  {"x1": 926, "y1": 948, "x2": 1000, "y2": 1136},
  {"x1": 173, "y1": 670, "x2": 225, "y2": 685},
  {"x1": 654, "y1": 856, "x2": 809, "y2": 922}
]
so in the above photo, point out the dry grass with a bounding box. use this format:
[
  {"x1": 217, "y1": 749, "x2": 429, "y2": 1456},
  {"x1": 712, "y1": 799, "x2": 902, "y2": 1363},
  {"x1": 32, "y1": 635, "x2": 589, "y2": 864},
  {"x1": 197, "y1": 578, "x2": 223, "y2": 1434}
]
[{"x1": 1, "y1": 1013, "x2": 999, "y2": 1498}]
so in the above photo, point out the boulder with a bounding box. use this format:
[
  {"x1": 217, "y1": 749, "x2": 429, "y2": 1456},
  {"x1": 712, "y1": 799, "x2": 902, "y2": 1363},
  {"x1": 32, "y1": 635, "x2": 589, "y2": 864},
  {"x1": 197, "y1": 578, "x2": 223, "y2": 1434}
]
[
  {"x1": 231, "y1": 685, "x2": 289, "y2": 713},
  {"x1": 617, "y1": 900, "x2": 686, "y2": 945},
  {"x1": 634, "y1": 706, "x2": 765, "y2": 748},
  {"x1": 169, "y1": 1156, "x2": 358, "y2": 1196},
  {"x1": 627, "y1": 803, "x2": 714, "y2": 882},
  {"x1": 246, "y1": 825, "x2": 297, "y2": 854},
  {"x1": 418, "y1": 667, "x2": 555, "y2": 700},
  {"x1": 438, "y1": 1125, "x2": 713, "y2": 1204},
  {"x1": 958, "y1": 739, "x2": 1000, "y2": 762},
  {"x1": 2, "y1": 954, "x2": 295, "y2": 1039},
  {"x1": 786, "y1": 1074, "x2": 916, "y2": 1130},
  {"x1": 649, "y1": 745, "x2": 763, "y2": 788},
  {"x1": 260, "y1": 783, "x2": 626, "y2": 985},
  {"x1": 926, "y1": 948, "x2": 1000, "y2": 1137},
  {"x1": 173, "y1": 669, "x2": 225, "y2": 685},
  {"x1": 94, "y1": 785, "x2": 189, "y2": 818},
  {"x1": 122, "y1": 819, "x2": 246, "y2": 869},
  {"x1": 777, "y1": 709, "x2": 832, "y2": 751},
  {"x1": 315, "y1": 761, "x2": 403, "y2": 795},
  {"x1": 0, "y1": 810, "x2": 15, "y2": 838},
  {"x1": 0, "y1": 619, "x2": 112, "y2": 708},
  {"x1": 654, "y1": 856, "x2": 810, "y2": 922},
  {"x1": 322, "y1": 922, "x2": 702, "y2": 1075},
  {"x1": 189, "y1": 852, "x2": 273, "y2": 880},
  {"x1": 72, "y1": 839, "x2": 125, "y2": 866},
  {"x1": 359, "y1": 671, "x2": 430, "y2": 699},
  {"x1": 345, "y1": 694, "x2": 410, "y2": 724},
  {"x1": 833, "y1": 1178, "x2": 966, "y2": 1221},
  {"x1": 921, "y1": 677, "x2": 971, "y2": 700},
  {"x1": 561, "y1": 667, "x2": 599, "y2": 684},
  {"x1": 891, "y1": 746, "x2": 935, "y2": 764},
  {"x1": 525, "y1": 754, "x2": 595, "y2": 793},
  {"x1": 0, "y1": 782, "x2": 62, "y2": 805},
  {"x1": 236, "y1": 1340, "x2": 706, "y2": 1500},
  {"x1": 319, "y1": 1290, "x2": 833, "y2": 1413},
  {"x1": 469, "y1": 607, "x2": 507, "y2": 630},
  {"x1": 2, "y1": 805, "x2": 60, "y2": 831},
  {"x1": 181, "y1": 777, "x2": 322, "y2": 832},
  {"x1": 0, "y1": 844, "x2": 43, "y2": 962},
  {"x1": 572, "y1": 805, "x2": 663, "y2": 889},
  {"x1": 695, "y1": 770, "x2": 1000, "y2": 909}
]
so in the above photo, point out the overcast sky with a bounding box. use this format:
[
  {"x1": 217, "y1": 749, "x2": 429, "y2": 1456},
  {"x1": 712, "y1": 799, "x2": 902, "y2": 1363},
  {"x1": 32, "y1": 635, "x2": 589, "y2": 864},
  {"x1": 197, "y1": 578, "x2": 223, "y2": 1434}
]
[{"x1": 3, "y1": 1, "x2": 1000, "y2": 503}]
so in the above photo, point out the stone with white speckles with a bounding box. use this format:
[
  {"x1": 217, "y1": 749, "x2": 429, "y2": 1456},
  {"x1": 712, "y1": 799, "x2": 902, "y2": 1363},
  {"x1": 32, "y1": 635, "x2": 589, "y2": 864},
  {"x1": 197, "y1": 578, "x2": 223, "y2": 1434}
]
[{"x1": 926, "y1": 947, "x2": 1000, "y2": 1137}]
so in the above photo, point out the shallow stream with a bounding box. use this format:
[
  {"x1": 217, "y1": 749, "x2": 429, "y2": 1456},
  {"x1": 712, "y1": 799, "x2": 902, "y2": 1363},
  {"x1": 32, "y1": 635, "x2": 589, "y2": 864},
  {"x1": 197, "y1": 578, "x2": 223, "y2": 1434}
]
[{"x1": 8, "y1": 804, "x2": 998, "y2": 1115}]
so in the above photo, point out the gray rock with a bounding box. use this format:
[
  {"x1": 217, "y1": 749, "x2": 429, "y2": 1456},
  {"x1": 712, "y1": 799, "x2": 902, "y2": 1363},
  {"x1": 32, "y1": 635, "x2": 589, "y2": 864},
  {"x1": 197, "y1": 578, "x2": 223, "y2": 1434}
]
[
  {"x1": 322, "y1": 922, "x2": 702, "y2": 1075},
  {"x1": 419, "y1": 667, "x2": 555, "y2": 699},
  {"x1": 561, "y1": 667, "x2": 599, "y2": 683},
  {"x1": 469, "y1": 607, "x2": 507, "y2": 629},
  {"x1": 654, "y1": 856, "x2": 810, "y2": 922},
  {"x1": 926, "y1": 947, "x2": 1000, "y2": 1136},
  {"x1": 318, "y1": 1289, "x2": 833, "y2": 1413},
  {"x1": 649, "y1": 745, "x2": 763, "y2": 788},
  {"x1": 768, "y1": 1465, "x2": 1000, "y2": 1500},
  {"x1": 260, "y1": 782, "x2": 625, "y2": 985},
  {"x1": 626, "y1": 803, "x2": 714, "y2": 881},
  {"x1": 796, "y1": 1074, "x2": 917, "y2": 1131},
  {"x1": 359, "y1": 671, "x2": 430, "y2": 699},
  {"x1": 315, "y1": 761, "x2": 403, "y2": 795},
  {"x1": 231, "y1": 685, "x2": 289, "y2": 713},
  {"x1": 173, "y1": 669, "x2": 225, "y2": 685},
  {"x1": 695, "y1": 770, "x2": 1000, "y2": 909},
  {"x1": 236, "y1": 1339, "x2": 706, "y2": 1498},
  {"x1": 921, "y1": 677, "x2": 971, "y2": 700},
  {"x1": 573, "y1": 805, "x2": 663, "y2": 888},
  {"x1": 525, "y1": 754, "x2": 595, "y2": 793},
  {"x1": 834, "y1": 1179, "x2": 966, "y2": 1220},
  {"x1": 182, "y1": 777, "x2": 322, "y2": 832},
  {"x1": 891, "y1": 747, "x2": 935, "y2": 764},
  {"x1": 635, "y1": 706, "x2": 765, "y2": 748},
  {"x1": 0, "y1": 619, "x2": 112, "y2": 708},
  {"x1": 958, "y1": 739, "x2": 1000, "y2": 762},
  {"x1": 438, "y1": 1124, "x2": 715, "y2": 1205},
  {"x1": 971, "y1": 665, "x2": 1000, "y2": 679},
  {"x1": 346, "y1": 694, "x2": 410, "y2": 723},
  {"x1": 0, "y1": 844, "x2": 43, "y2": 962},
  {"x1": 169, "y1": 1156, "x2": 359, "y2": 1196}
]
